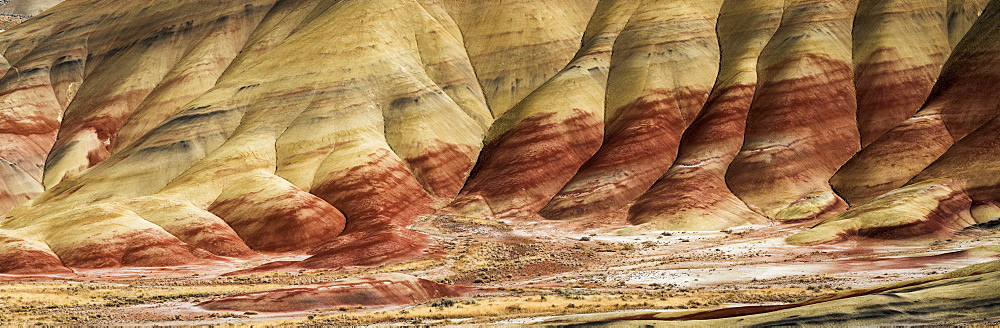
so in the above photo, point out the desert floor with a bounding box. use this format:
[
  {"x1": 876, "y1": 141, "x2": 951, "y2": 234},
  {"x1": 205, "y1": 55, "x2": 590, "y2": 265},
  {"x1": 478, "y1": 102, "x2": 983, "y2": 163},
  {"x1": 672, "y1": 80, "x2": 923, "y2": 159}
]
[{"x1": 2, "y1": 213, "x2": 997, "y2": 326}]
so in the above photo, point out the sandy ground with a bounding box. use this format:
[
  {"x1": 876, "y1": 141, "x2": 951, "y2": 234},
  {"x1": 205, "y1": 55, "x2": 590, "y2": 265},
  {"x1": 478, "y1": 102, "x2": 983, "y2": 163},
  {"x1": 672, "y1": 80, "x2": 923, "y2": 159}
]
[{"x1": 1, "y1": 212, "x2": 997, "y2": 326}]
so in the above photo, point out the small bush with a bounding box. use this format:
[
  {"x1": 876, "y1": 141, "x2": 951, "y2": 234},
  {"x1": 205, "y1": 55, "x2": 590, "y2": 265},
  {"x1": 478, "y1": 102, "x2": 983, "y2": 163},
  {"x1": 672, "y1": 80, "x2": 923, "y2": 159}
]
[{"x1": 431, "y1": 298, "x2": 455, "y2": 308}]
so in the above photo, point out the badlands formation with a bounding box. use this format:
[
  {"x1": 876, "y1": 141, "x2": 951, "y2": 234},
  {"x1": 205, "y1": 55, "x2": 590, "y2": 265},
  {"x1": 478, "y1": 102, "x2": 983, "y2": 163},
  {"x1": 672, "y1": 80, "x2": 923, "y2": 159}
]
[{"x1": 0, "y1": 0, "x2": 999, "y2": 325}]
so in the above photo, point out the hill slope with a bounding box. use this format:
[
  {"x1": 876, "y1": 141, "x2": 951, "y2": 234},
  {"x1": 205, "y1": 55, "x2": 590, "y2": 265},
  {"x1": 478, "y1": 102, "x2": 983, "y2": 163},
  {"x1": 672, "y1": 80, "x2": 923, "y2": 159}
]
[
  {"x1": 0, "y1": 0, "x2": 998, "y2": 324},
  {"x1": 0, "y1": 0, "x2": 996, "y2": 275}
]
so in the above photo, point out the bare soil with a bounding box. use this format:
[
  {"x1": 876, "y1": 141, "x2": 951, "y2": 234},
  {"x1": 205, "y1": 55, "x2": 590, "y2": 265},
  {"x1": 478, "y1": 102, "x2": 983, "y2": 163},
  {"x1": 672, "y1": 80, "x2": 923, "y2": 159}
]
[{"x1": 1, "y1": 212, "x2": 997, "y2": 326}]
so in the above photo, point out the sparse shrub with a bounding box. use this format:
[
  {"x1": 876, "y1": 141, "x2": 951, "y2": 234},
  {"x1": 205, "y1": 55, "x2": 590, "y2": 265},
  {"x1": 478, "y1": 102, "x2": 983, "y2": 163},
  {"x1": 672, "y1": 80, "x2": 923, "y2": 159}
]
[{"x1": 431, "y1": 298, "x2": 455, "y2": 308}]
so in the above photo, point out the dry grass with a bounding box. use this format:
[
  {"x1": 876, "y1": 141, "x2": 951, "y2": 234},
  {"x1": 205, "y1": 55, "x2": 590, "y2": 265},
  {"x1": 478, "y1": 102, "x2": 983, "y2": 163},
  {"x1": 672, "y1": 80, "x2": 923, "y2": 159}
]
[
  {"x1": 0, "y1": 280, "x2": 287, "y2": 324},
  {"x1": 2, "y1": 212, "x2": 988, "y2": 326},
  {"x1": 0, "y1": 257, "x2": 451, "y2": 325},
  {"x1": 0, "y1": 272, "x2": 830, "y2": 326},
  {"x1": 0, "y1": 15, "x2": 25, "y2": 29},
  {"x1": 241, "y1": 287, "x2": 828, "y2": 326}
]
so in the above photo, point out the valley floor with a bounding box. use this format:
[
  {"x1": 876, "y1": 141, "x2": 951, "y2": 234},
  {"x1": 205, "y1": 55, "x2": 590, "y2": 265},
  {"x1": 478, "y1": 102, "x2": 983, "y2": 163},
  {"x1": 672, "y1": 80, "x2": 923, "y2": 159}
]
[{"x1": 1, "y1": 214, "x2": 998, "y2": 326}]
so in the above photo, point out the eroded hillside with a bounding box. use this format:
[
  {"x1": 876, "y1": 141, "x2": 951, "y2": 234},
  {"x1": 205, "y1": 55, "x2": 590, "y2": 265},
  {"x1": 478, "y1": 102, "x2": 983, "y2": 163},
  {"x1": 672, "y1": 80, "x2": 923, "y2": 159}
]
[{"x1": 0, "y1": 0, "x2": 998, "y2": 325}]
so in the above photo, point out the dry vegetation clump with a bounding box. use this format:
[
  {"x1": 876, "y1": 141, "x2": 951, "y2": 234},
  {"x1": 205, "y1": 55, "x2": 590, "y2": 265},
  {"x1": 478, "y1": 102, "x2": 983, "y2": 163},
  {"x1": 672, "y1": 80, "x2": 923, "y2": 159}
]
[
  {"x1": 448, "y1": 240, "x2": 597, "y2": 285},
  {"x1": 0, "y1": 15, "x2": 24, "y2": 29},
  {"x1": 429, "y1": 214, "x2": 514, "y2": 235}
]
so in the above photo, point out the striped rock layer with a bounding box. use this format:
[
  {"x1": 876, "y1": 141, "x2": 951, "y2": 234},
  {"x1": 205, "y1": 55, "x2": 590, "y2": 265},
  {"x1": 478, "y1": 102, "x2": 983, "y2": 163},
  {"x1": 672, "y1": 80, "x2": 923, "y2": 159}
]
[
  {"x1": 627, "y1": 0, "x2": 781, "y2": 230},
  {"x1": 536, "y1": 0, "x2": 724, "y2": 221},
  {"x1": 832, "y1": 0, "x2": 1000, "y2": 206},
  {"x1": 791, "y1": 0, "x2": 1000, "y2": 245},
  {"x1": 197, "y1": 273, "x2": 473, "y2": 312},
  {"x1": 726, "y1": 0, "x2": 861, "y2": 222},
  {"x1": 0, "y1": 0, "x2": 997, "y2": 273}
]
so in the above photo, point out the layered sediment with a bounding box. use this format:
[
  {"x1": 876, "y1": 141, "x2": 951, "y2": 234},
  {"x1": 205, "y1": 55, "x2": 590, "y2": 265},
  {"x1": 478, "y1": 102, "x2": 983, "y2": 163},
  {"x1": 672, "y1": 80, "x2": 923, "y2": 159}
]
[
  {"x1": 0, "y1": 0, "x2": 996, "y2": 274},
  {"x1": 726, "y1": 0, "x2": 861, "y2": 221},
  {"x1": 198, "y1": 273, "x2": 472, "y2": 312},
  {"x1": 539, "y1": 0, "x2": 724, "y2": 221},
  {"x1": 626, "y1": 0, "x2": 781, "y2": 230},
  {"x1": 832, "y1": 0, "x2": 999, "y2": 205}
]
